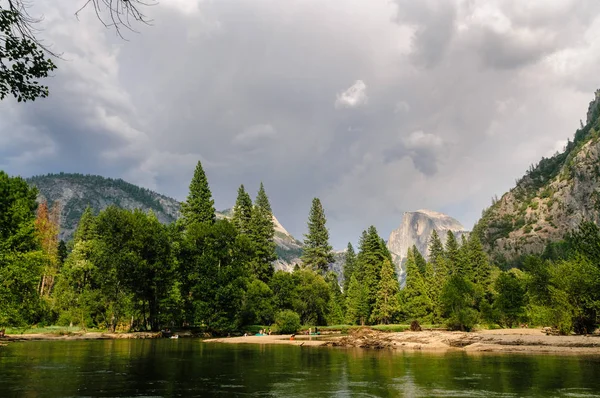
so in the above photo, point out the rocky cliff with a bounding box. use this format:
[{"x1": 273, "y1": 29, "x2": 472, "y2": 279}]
[
  {"x1": 474, "y1": 89, "x2": 600, "y2": 264},
  {"x1": 27, "y1": 173, "x2": 303, "y2": 269},
  {"x1": 387, "y1": 209, "x2": 469, "y2": 285}
]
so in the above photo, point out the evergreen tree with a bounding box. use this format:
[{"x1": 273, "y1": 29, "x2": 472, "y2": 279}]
[
  {"x1": 403, "y1": 247, "x2": 433, "y2": 321},
  {"x1": 493, "y1": 271, "x2": 525, "y2": 328},
  {"x1": 370, "y1": 259, "x2": 400, "y2": 324},
  {"x1": 357, "y1": 226, "x2": 392, "y2": 320},
  {"x1": 181, "y1": 161, "x2": 215, "y2": 226},
  {"x1": 301, "y1": 198, "x2": 334, "y2": 273},
  {"x1": 249, "y1": 183, "x2": 276, "y2": 282},
  {"x1": 325, "y1": 272, "x2": 345, "y2": 325},
  {"x1": 458, "y1": 235, "x2": 472, "y2": 280},
  {"x1": 412, "y1": 245, "x2": 427, "y2": 275},
  {"x1": 428, "y1": 230, "x2": 446, "y2": 274},
  {"x1": 445, "y1": 231, "x2": 459, "y2": 276},
  {"x1": 232, "y1": 184, "x2": 253, "y2": 234},
  {"x1": 468, "y1": 234, "x2": 491, "y2": 288},
  {"x1": 345, "y1": 275, "x2": 369, "y2": 325},
  {"x1": 342, "y1": 242, "x2": 357, "y2": 293}
]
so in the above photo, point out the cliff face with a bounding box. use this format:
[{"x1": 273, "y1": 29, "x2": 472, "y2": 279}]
[
  {"x1": 475, "y1": 90, "x2": 600, "y2": 263},
  {"x1": 387, "y1": 209, "x2": 469, "y2": 285}
]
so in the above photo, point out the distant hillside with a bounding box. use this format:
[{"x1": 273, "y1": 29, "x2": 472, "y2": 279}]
[
  {"x1": 27, "y1": 173, "x2": 304, "y2": 269},
  {"x1": 474, "y1": 89, "x2": 600, "y2": 264},
  {"x1": 28, "y1": 173, "x2": 181, "y2": 239}
]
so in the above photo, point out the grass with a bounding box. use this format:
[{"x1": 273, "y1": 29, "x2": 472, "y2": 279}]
[{"x1": 3, "y1": 325, "x2": 105, "y2": 335}]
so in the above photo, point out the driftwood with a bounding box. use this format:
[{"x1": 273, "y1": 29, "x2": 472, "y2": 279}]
[{"x1": 410, "y1": 320, "x2": 422, "y2": 332}]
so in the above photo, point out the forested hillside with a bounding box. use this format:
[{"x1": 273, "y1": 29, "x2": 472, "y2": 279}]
[{"x1": 474, "y1": 90, "x2": 600, "y2": 266}]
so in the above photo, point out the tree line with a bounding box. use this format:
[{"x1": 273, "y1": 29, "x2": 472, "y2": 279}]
[{"x1": 1, "y1": 165, "x2": 599, "y2": 335}]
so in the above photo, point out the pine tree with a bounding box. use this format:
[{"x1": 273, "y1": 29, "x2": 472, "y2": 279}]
[
  {"x1": 301, "y1": 198, "x2": 334, "y2": 274},
  {"x1": 403, "y1": 247, "x2": 433, "y2": 321},
  {"x1": 342, "y1": 242, "x2": 357, "y2": 293},
  {"x1": 445, "y1": 231, "x2": 459, "y2": 276},
  {"x1": 356, "y1": 226, "x2": 393, "y2": 320},
  {"x1": 370, "y1": 259, "x2": 400, "y2": 324},
  {"x1": 458, "y1": 235, "x2": 472, "y2": 280},
  {"x1": 249, "y1": 182, "x2": 276, "y2": 282},
  {"x1": 232, "y1": 184, "x2": 253, "y2": 234},
  {"x1": 345, "y1": 275, "x2": 370, "y2": 325},
  {"x1": 181, "y1": 160, "x2": 215, "y2": 226},
  {"x1": 428, "y1": 230, "x2": 445, "y2": 269},
  {"x1": 325, "y1": 272, "x2": 345, "y2": 325},
  {"x1": 467, "y1": 234, "x2": 490, "y2": 288},
  {"x1": 412, "y1": 244, "x2": 427, "y2": 275}
]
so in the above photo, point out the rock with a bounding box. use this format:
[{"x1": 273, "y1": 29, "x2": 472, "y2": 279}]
[{"x1": 386, "y1": 209, "x2": 469, "y2": 286}]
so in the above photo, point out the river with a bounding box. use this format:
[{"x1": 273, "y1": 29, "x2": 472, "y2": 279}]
[{"x1": 1, "y1": 339, "x2": 600, "y2": 397}]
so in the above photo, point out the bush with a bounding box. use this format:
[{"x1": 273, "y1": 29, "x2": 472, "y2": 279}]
[{"x1": 273, "y1": 310, "x2": 301, "y2": 334}]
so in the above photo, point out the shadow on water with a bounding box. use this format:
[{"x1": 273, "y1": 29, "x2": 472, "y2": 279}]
[{"x1": 1, "y1": 339, "x2": 600, "y2": 397}]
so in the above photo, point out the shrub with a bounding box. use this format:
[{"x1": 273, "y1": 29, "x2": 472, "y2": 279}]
[{"x1": 273, "y1": 310, "x2": 301, "y2": 334}]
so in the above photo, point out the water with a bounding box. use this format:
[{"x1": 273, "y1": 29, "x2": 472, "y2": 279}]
[{"x1": 1, "y1": 339, "x2": 600, "y2": 397}]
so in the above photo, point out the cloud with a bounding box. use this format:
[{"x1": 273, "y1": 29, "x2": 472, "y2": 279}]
[
  {"x1": 232, "y1": 124, "x2": 277, "y2": 146},
  {"x1": 335, "y1": 80, "x2": 368, "y2": 109},
  {"x1": 2, "y1": 0, "x2": 600, "y2": 249}
]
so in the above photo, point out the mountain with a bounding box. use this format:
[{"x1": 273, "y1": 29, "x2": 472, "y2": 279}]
[
  {"x1": 474, "y1": 89, "x2": 600, "y2": 264},
  {"x1": 28, "y1": 173, "x2": 181, "y2": 239},
  {"x1": 387, "y1": 209, "x2": 469, "y2": 286},
  {"x1": 27, "y1": 173, "x2": 303, "y2": 268}
]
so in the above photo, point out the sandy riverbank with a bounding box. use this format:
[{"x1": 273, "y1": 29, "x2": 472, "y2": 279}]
[{"x1": 205, "y1": 328, "x2": 600, "y2": 355}]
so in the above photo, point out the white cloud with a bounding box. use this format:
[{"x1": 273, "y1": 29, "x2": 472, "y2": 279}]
[
  {"x1": 403, "y1": 131, "x2": 444, "y2": 149},
  {"x1": 335, "y1": 80, "x2": 368, "y2": 109}
]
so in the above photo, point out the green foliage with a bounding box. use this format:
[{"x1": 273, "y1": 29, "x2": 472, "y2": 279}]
[
  {"x1": 248, "y1": 183, "x2": 276, "y2": 282},
  {"x1": 370, "y1": 259, "x2": 400, "y2": 324},
  {"x1": 402, "y1": 247, "x2": 433, "y2": 322},
  {"x1": 345, "y1": 275, "x2": 369, "y2": 325},
  {"x1": 180, "y1": 161, "x2": 216, "y2": 226},
  {"x1": 273, "y1": 310, "x2": 301, "y2": 334},
  {"x1": 232, "y1": 184, "x2": 253, "y2": 234},
  {"x1": 301, "y1": 198, "x2": 334, "y2": 273},
  {"x1": 440, "y1": 275, "x2": 478, "y2": 331},
  {"x1": 290, "y1": 268, "x2": 330, "y2": 326},
  {"x1": 0, "y1": 8, "x2": 56, "y2": 102},
  {"x1": 241, "y1": 278, "x2": 275, "y2": 326},
  {"x1": 493, "y1": 271, "x2": 526, "y2": 328},
  {"x1": 342, "y1": 242, "x2": 356, "y2": 293}
]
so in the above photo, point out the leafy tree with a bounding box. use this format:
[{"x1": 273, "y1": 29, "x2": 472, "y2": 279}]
[
  {"x1": 274, "y1": 310, "x2": 301, "y2": 334},
  {"x1": 345, "y1": 275, "x2": 369, "y2": 325},
  {"x1": 270, "y1": 270, "x2": 297, "y2": 311},
  {"x1": 440, "y1": 275, "x2": 478, "y2": 331},
  {"x1": 240, "y1": 278, "x2": 275, "y2": 326},
  {"x1": 0, "y1": 171, "x2": 43, "y2": 327},
  {"x1": 370, "y1": 259, "x2": 400, "y2": 324},
  {"x1": 35, "y1": 200, "x2": 60, "y2": 297},
  {"x1": 301, "y1": 198, "x2": 334, "y2": 273},
  {"x1": 493, "y1": 271, "x2": 525, "y2": 328},
  {"x1": 290, "y1": 268, "x2": 330, "y2": 326},
  {"x1": 248, "y1": 183, "x2": 276, "y2": 282},
  {"x1": 232, "y1": 184, "x2": 253, "y2": 234},
  {"x1": 342, "y1": 242, "x2": 357, "y2": 293},
  {"x1": 180, "y1": 161, "x2": 215, "y2": 226},
  {"x1": 0, "y1": 5, "x2": 55, "y2": 102}
]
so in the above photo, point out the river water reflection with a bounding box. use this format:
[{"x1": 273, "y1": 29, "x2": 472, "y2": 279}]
[{"x1": 1, "y1": 339, "x2": 600, "y2": 397}]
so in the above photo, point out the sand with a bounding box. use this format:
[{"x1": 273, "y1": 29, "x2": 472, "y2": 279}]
[{"x1": 204, "y1": 328, "x2": 600, "y2": 355}]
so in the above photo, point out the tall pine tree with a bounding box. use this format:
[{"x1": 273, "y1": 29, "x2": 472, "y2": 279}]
[
  {"x1": 403, "y1": 247, "x2": 433, "y2": 321},
  {"x1": 445, "y1": 231, "x2": 459, "y2": 276},
  {"x1": 301, "y1": 198, "x2": 334, "y2": 274},
  {"x1": 232, "y1": 184, "x2": 253, "y2": 234},
  {"x1": 249, "y1": 183, "x2": 276, "y2": 282},
  {"x1": 345, "y1": 275, "x2": 369, "y2": 325},
  {"x1": 370, "y1": 259, "x2": 400, "y2": 324},
  {"x1": 342, "y1": 242, "x2": 357, "y2": 293},
  {"x1": 181, "y1": 161, "x2": 215, "y2": 226}
]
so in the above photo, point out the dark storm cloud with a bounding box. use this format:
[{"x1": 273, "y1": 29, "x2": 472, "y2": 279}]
[{"x1": 2, "y1": 0, "x2": 600, "y2": 247}]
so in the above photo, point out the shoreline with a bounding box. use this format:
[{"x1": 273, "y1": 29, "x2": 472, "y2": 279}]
[
  {"x1": 205, "y1": 328, "x2": 600, "y2": 355},
  {"x1": 3, "y1": 328, "x2": 600, "y2": 355}
]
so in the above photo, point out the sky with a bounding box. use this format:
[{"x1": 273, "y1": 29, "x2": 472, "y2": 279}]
[{"x1": 1, "y1": 0, "x2": 600, "y2": 249}]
